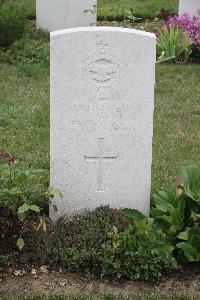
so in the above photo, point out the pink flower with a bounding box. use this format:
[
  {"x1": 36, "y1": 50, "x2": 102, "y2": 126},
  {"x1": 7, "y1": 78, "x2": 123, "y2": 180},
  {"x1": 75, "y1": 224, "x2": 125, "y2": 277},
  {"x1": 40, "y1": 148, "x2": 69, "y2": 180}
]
[{"x1": 164, "y1": 14, "x2": 200, "y2": 46}]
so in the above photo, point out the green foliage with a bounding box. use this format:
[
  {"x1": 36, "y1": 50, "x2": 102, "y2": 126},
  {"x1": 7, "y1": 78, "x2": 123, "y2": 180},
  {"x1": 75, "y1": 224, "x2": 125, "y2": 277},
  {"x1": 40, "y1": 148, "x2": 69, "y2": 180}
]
[
  {"x1": 0, "y1": 161, "x2": 48, "y2": 214},
  {"x1": 98, "y1": 0, "x2": 178, "y2": 21},
  {"x1": 177, "y1": 165, "x2": 200, "y2": 201},
  {"x1": 123, "y1": 208, "x2": 146, "y2": 220},
  {"x1": 101, "y1": 218, "x2": 176, "y2": 281},
  {"x1": 157, "y1": 24, "x2": 192, "y2": 63},
  {"x1": 24, "y1": 206, "x2": 130, "y2": 274},
  {"x1": 0, "y1": 5, "x2": 26, "y2": 47},
  {"x1": 1, "y1": 37, "x2": 49, "y2": 67},
  {"x1": 0, "y1": 160, "x2": 55, "y2": 250},
  {"x1": 0, "y1": 22, "x2": 50, "y2": 66},
  {"x1": 1, "y1": 0, "x2": 36, "y2": 20},
  {"x1": 151, "y1": 165, "x2": 200, "y2": 262},
  {"x1": 177, "y1": 227, "x2": 200, "y2": 262}
]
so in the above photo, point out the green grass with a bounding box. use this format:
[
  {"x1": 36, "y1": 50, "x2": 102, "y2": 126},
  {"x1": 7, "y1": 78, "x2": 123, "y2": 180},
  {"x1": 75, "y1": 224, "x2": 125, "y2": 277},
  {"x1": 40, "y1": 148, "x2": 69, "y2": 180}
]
[
  {"x1": 1, "y1": 0, "x2": 35, "y2": 19},
  {"x1": 1, "y1": 0, "x2": 178, "y2": 21},
  {"x1": 152, "y1": 64, "x2": 200, "y2": 191},
  {"x1": 0, "y1": 293, "x2": 199, "y2": 300},
  {"x1": 98, "y1": 0, "x2": 178, "y2": 20},
  {"x1": 0, "y1": 62, "x2": 199, "y2": 191},
  {"x1": 0, "y1": 63, "x2": 49, "y2": 170}
]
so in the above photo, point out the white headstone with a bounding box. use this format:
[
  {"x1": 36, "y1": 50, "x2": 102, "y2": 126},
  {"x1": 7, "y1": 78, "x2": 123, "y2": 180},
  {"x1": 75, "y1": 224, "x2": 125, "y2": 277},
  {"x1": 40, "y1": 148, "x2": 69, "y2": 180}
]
[
  {"x1": 179, "y1": 0, "x2": 200, "y2": 18},
  {"x1": 50, "y1": 27, "x2": 156, "y2": 220},
  {"x1": 36, "y1": 0, "x2": 97, "y2": 32}
]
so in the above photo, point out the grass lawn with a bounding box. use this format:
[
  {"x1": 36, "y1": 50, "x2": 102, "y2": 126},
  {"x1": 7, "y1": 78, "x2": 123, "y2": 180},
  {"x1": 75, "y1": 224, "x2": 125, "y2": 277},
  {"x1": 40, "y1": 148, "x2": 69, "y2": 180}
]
[
  {"x1": 98, "y1": 0, "x2": 178, "y2": 20},
  {"x1": 0, "y1": 64, "x2": 49, "y2": 171},
  {"x1": 1, "y1": 293, "x2": 200, "y2": 300},
  {"x1": 4, "y1": 0, "x2": 178, "y2": 21},
  {"x1": 0, "y1": 62, "x2": 199, "y2": 192}
]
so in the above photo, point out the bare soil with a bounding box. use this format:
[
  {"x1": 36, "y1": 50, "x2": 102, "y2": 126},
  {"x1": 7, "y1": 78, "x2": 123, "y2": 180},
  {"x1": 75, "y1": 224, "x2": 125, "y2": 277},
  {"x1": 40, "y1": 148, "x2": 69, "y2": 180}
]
[{"x1": 0, "y1": 265, "x2": 199, "y2": 296}]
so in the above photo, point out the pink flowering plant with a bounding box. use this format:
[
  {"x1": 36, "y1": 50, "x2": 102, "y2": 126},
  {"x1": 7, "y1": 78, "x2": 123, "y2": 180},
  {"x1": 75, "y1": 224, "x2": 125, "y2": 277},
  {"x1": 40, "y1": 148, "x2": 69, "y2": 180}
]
[
  {"x1": 157, "y1": 14, "x2": 200, "y2": 63},
  {"x1": 166, "y1": 14, "x2": 200, "y2": 50}
]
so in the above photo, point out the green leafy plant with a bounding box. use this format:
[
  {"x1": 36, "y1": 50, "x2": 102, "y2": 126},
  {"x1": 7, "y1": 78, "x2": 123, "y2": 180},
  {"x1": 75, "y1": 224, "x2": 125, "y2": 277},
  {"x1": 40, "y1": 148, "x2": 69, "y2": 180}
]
[
  {"x1": 0, "y1": 5, "x2": 26, "y2": 47},
  {"x1": 177, "y1": 227, "x2": 200, "y2": 262},
  {"x1": 151, "y1": 165, "x2": 200, "y2": 262},
  {"x1": 1, "y1": 37, "x2": 49, "y2": 67},
  {"x1": 101, "y1": 217, "x2": 176, "y2": 281},
  {"x1": 0, "y1": 161, "x2": 48, "y2": 213},
  {"x1": 24, "y1": 206, "x2": 130, "y2": 274},
  {"x1": 0, "y1": 159, "x2": 61, "y2": 251},
  {"x1": 157, "y1": 24, "x2": 193, "y2": 63}
]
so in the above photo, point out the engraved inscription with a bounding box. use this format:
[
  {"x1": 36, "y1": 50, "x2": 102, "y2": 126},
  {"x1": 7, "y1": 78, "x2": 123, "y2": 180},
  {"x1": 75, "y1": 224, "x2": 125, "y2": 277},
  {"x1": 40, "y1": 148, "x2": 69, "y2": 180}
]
[
  {"x1": 84, "y1": 138, "x2": 118, "y2": 192},
  {"x1": 84, "y1": 40, "x2": 120, "y2": 87}
]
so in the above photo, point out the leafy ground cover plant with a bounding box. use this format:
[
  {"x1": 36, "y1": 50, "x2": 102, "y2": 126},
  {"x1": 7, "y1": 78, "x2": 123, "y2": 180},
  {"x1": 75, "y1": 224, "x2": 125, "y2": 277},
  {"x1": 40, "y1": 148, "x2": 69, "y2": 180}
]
[
  {"x1": 0, "y1": 157, "x2": 60, "y2": 251},
  {"x1": 0, "y1": 23, "x2": 50, "y2": 67},
  {"x1": 0, "y1": 160, "x2": 48, "y2": 214},
  {"x1": 151, "y1": 165, "x2": 200, "y2": 262},
  {"x1": 22, "y1": 206, "x2": 176, "y2": 281},
  {"x1": 1, "y1": 37, "x2": 50, "y2": 67},
  {"x1": 23, "y1": 206, "x2": 130, "y2": 275},
  {"x1": 101, "y1": 216, "x2": 176, "y2": 281}
]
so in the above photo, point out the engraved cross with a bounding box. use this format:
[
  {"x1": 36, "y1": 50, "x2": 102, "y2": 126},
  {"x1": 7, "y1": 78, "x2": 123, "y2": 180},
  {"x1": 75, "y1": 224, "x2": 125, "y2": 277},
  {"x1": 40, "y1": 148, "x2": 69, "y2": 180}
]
[{"x1": 84, "y1": 138, "x2": 118, "y2": 192}]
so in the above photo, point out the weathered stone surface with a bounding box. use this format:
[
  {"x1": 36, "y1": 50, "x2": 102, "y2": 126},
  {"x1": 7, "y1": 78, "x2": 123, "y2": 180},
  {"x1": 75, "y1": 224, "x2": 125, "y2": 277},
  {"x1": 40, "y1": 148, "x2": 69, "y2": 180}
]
[
  {"x1": 179, "y1": 0, "x2": 200, "y2": 18},
  {"x1": 50, "y1": 27, "x2": 156, "y2": 220},
  {"x1": 36, "y1": 0, "x2": 96, "y2": 32}
]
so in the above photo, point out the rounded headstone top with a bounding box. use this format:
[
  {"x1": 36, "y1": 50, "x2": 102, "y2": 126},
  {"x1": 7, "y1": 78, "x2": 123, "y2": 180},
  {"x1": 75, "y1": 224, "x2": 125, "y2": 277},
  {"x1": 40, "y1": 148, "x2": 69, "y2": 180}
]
[{"x1": 50, "y1": 26, "x2": 156, "y2": 39}]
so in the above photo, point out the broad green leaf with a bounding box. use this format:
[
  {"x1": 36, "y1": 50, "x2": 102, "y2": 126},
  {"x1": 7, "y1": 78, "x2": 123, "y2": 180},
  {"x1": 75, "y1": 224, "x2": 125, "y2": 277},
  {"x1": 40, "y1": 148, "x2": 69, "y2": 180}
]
[
  {"x1": 177, "y1": 229, "x2": 189, "y2": 241},
  {"x1": 170, "y1": 208, "x2": 184, "y2": 230},
  {"x1": 190, "y1": 234, "x2": 200, "y2": 253},
  {"x1": 29, "y1": 204, "x2": 40, "y2": 213},
  {"x1": 178, "y1": 165, "x2": 200, "y2": 201},
  {"x1": 150, "y1": 208, "x2": 165, "y2": 217},
  {"x1": 152, "y1": 189, "x2": 178, "y2": 212},
  {"x1": 177, "y1": 242, "x2": 197, "y2": 262},
  {"x1": 18, "y1": 203, "x2": 29, "y2": 214},
  {"x1": 123, "y1": 208, "x2": 145, "y2": 220},
  {"x1": 17, "y1": 238, "x2": 25, "y2": 251}
]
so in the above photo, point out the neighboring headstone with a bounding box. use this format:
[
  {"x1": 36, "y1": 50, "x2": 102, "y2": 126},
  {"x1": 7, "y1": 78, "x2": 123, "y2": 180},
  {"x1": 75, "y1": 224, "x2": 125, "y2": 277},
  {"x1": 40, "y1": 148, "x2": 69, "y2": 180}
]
[
  {"x1": 36, "y1": 0, "x2": 97, "y2": 32},
  {"x1": 50, "y1": 27, "x2": 156, "y2": 220},
  {"x1": 179, "y1": 0, "x2": 200, "y2": 18}
]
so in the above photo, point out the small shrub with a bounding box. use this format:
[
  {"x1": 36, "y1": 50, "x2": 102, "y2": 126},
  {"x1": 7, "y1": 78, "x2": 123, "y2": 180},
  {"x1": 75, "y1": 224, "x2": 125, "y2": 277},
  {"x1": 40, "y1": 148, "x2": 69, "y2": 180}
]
[
  {"x1": 151, "y1": 165, "x2": 200, "y2": 262},
  {"x1": 0, "y1": 5, "x2": 26, "y2": 47},
  {"x1": 101, "y1": 218, "x2": 176, "y2": 281},
  {"x1": 24, "y1": 206, "x2": 130, "y2": 274}
]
